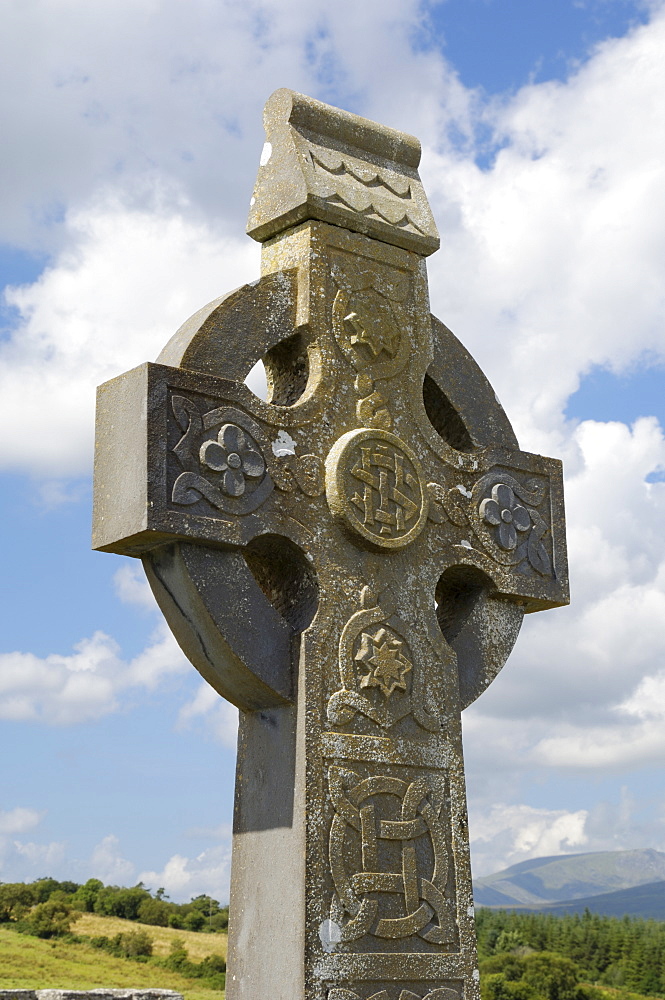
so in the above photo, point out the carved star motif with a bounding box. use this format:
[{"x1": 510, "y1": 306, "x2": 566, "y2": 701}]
[
  {"x1": 342, "y1": 290, "x2": 400, "y2": 359},
  {"x1": 355, "y1": 627, "x2": 412, "y2": 698}
]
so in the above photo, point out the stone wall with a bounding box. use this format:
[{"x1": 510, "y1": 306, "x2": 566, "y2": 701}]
[{"x1": 0, "y1": 991, "x2": 183, "y2": 1000}]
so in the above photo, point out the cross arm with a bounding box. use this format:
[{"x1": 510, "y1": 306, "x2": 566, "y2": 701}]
[
  {"x1": 92, "y1": 361, "x2": 326, "y2": 556},
  {"x1": 92, "y1": 360, "x2": 325, "y2": 710},
  {"x1": 424, "y1": 444, "x2": 568, "y2": 708},
  {"x1": 427, "y1": 445, "x2": 569, "y2": 614}
]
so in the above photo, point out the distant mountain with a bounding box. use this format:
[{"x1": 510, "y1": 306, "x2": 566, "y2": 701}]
[
  {"x1": 473, "y1": 848, "x2": 665, "y2": 908},
  {"x1": 536, "y1": 879, "x2": 665, "y2": 920}
]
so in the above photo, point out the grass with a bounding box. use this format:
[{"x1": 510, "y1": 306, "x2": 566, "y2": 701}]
[
  {"x1": 0, "y1": 922, "x2": 226, "y2": 1000},
  {"x1": 2, "y1": 921, "x2": 661, "y2": 1000},
  {"x1": 73, "y1": 913, "x2": 227, "y2": 961}
]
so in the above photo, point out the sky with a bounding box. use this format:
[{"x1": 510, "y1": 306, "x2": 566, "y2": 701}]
[{"x1": 1, "y1": 0, "x2": 664, "y2": 903}]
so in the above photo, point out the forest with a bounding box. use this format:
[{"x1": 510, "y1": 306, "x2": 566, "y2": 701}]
[{"x1": 477, "y1": 907, "x2": 665, "y2": 999}]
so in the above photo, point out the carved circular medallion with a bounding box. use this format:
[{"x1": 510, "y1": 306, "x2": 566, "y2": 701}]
[{"x1": 325, "y1": 428, "x2": 428, "y2": 549}]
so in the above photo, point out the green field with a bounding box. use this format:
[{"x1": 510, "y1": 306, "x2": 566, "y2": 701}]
[
  {"x1": 74, "y1": 913, "x2": 227, "y2": 961},
  {"x1": 0, "y1": 923, "x2": 225, "y2": 1000},
  {"x1": 4, "y1": 894, "x2": 665, "y2": 1000}
]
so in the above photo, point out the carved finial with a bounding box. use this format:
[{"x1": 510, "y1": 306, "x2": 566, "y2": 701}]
[{"x1": 246, "y1": 89, "x2": 440, "y2": 256}]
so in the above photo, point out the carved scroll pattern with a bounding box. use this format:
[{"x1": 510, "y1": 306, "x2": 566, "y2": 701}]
[
  {"x1": 170, "y1": 397, "x2": 273, "y2": 516},
  {"x1": 427, "y1": 471, "x2": 553, "y2": 578},
  {"x1": 328, "y1": 767, "x2": 456, "y2": 946},
  {"x1": 169, "y1": 393, "x2": 324, "y2": 516},
  {"x1": 270, "y1": 451, "x2": 325, "y2": 496}
]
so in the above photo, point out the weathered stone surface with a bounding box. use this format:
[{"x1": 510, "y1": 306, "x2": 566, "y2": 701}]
[
  {"x1": 93, "y1": 89, "x2": 569, "y2": 1000},
  {"x1": 247, "y1": 89, "x2": 440, "y2": 256},
  {"x1": 34, "y1": 993, "x2": 182, "y2": 1000},
  {"x1": 0, "y1": 993, "x2": 183, "y2": 1000}
]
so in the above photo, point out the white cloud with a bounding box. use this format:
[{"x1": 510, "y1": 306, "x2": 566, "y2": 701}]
[
  {"x1": 0, "y1": 0, "x2": 459, "y2": 249},
  {"x1": 89, "y1": 834, "x2": 136, "y2": 886},
  {"x1": 0, "y1": 806, "x2": 67, "y2": 882},
  {"x1": 470, "y1": 803, "x2": 589, "y2": 877},
  {"x1": 469, "y1": 785, "x2": 665, "y2": 878},
  {"x1": 622, "y1": 671, "x2": 665, "y2": 721},
  {"x1": 113, "y1": 564, "x2": 159, "y2": 612},
  {"x1": 0, "y1": 0, "x2": 469, "y2": 481},
  {"x1": 0, "y1": 817, "x2": 232, "y2": 902},
  {"x1": 463, "y1": 414, "x2": 665, "y2": 780},
  {"x1": 0, "y1": 622, "x2": 189, "y2": 725},
  {"x1": 0, "y1": 194, "x2": 259, "y2": 477},
  {"x1": 139, "y1": 842, "x2": 232, "y2": 903},
  {"x1": 0, "y1": 807, "x2": 43, "y2": 836},
  {"x1": 2, "y1": 4, "x2": 664, "y2": 481},
  {"x1": 10, "y1": 840, "x2": 67, "y2": 872},
  {"x1": 0, "y1": 806, "x2": 66, "y2": 881},
  {"x1": 531, "y1": 670, "x2": 665, "y2": 769},
  {"x1": 424, "y1": 6, "x2": 665, "y2": 452}
]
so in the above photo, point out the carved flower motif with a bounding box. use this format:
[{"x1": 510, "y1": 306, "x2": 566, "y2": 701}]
[
  {"x1": 199, "y1": 423, "x2": 265, "y2": 497},
  {"x1": 479, "y1": 483, "x2": 531, "y2": 551}
]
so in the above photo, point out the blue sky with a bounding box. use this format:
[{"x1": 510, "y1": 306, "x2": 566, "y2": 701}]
[{"x1": 1, "y1": 0, "x2": 665, "y2": 901}]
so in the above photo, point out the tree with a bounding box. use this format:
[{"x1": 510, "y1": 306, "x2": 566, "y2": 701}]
[
  {"x1": 210, "y1": 907, "x2": 229, "y2": 932},
  {"x1": 496, "y1": 929, "x2": 530, "y2": 955},
  {"x1": 481, "y1": 954, "x2": 527, "y2": 981},
  {"x1": 190, "y1": 893, "x2": 221, "y2": 914},
  {"x1": 113, "y1": 929, "x2": 154, "y2": 957},
  {"x1": 521, "y1": 953, "x2": 581, "y2": 1000},
  {"x1": 481, "y1": 972, "x2": 535, "y2": 1000},
  {"x1": 32, "y1": 878, "x2": 62, "y2": 903},
  {"x1": 184, "y1": 908, "x2": 206, "y2": 932},
  {"x1": 137, "y1": 897, "x2": 171, "y2": 927},
  {"x1": 0, "y1": 883, "x2": 36, "y2": 922},
  {"x1": 25, "y1": 899, "x2": 81, "y2": 938},
  {"x1": 166, "y1": 936, "x2": 189, "y2": 970},
  {"x1": 94, "y1": 884, "x2": 150, "y2": 920},
  {"x1": 72, "y1": 878, "x2": 104, "y2": 912}
]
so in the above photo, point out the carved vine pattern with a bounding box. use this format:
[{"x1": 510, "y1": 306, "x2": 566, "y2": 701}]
[
  {"x1": 330, "y1": 251, "x2": 413, "y2": 433},
  {"x1": 427, "y1": 472, "x2": 553, "y2": 577},
  {"x1": 169, "y1": 394, "x2": 324, "y2": 515}
]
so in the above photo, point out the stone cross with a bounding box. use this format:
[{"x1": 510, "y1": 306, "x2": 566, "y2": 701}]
[{"x1": 93, "y1": 90, "x2": 569, "y2": 1000}]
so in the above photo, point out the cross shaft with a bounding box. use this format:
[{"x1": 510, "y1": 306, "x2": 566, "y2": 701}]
[{"x1": 93, "y1": 90, "x2": 568, "y2": 1000}]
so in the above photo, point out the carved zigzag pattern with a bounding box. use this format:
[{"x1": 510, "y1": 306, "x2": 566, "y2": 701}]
[
  {"x1": 300, "y1": 145, "x2": 431, "y2": 237},
  {"x1": 324, "y1": 191, "x2": 427, "y2": 235},
  {"x1": 311, "y1": 149, "x2": 412, "y2": 199}
]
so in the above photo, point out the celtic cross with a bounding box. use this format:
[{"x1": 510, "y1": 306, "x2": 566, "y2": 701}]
[{"x1": 93, "y1": 90, "x2": 568, "y2": 1000}]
